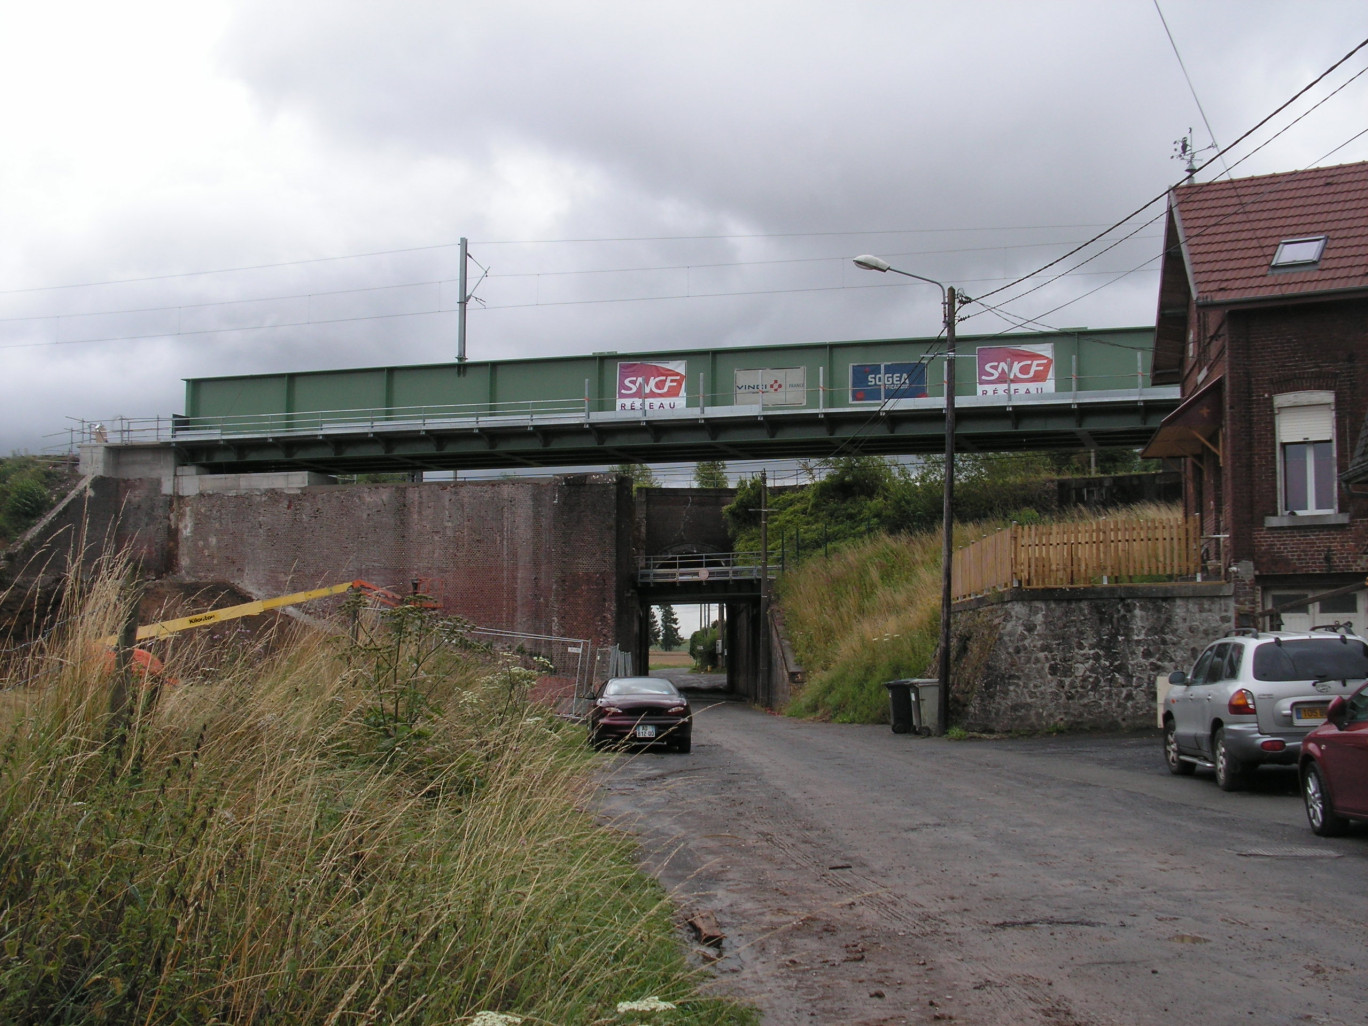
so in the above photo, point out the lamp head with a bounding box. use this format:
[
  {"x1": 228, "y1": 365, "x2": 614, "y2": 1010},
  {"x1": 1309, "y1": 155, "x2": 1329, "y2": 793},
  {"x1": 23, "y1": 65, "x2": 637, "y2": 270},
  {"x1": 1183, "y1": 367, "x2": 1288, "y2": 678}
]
[{"x1": 852, "y1": 254, "x2": 891, "y2": 272}]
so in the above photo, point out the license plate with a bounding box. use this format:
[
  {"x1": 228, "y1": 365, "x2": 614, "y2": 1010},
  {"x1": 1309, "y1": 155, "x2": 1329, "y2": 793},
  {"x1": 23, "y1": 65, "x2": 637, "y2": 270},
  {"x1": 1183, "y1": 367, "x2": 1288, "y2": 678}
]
[
  {"x1": 1294, "y1": 704, "x2": 1328, "y2": 724},
  {"x1": 634, "y1": 724, "x2": 657, "y2": 739}
]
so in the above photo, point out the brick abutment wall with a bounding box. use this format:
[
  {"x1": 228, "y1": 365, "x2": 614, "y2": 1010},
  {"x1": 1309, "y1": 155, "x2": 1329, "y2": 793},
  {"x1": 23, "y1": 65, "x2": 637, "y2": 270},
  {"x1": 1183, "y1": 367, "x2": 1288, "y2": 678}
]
[
  {"x1": 4, "y1": 472, "x2": 638, "y2": 651},
  {"x1": 951, "y1": 585, "x2": 1234, "y2": 732},
  {"x1": 174, "y1": 475, "x2": 637, "y2": 648}
]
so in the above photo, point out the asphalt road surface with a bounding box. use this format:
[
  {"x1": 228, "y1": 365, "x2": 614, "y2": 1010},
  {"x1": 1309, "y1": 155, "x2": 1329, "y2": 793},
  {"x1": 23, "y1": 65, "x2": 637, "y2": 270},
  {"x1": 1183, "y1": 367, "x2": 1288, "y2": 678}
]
[{"x1": 594, "y1": 681, "x2": 1367, "y2": 1026}]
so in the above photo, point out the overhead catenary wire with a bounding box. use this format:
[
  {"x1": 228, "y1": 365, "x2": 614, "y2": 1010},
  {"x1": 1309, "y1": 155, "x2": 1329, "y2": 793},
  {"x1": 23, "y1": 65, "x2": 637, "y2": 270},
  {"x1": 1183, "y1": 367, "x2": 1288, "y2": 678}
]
[
  {"x1": 1152, "y1": 0, "x2": 1227, "y2": 179},
  {"x1": 970, "y1": 34, "x2": 1368, "y2": 310},
  {"x1": 0, "y1": 224, "x2": 1124, "y2": 298},
  {"x1": 0, "y1": 235, "x2": 1162, "y2": 335},
  {"x1": 1, "y1": 40, "x2": 1363, "y2": 364}
]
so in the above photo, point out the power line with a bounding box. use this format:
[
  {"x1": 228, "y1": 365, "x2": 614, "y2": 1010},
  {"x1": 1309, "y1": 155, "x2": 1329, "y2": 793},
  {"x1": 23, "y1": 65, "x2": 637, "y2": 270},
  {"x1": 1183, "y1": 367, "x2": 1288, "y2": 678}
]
[
  {"x1": 971, "y1": 34, "x2": 1368, "y2": 308},
  {"x1": 0, "y1": 223, "x2": 1120, "y2": 298},
  {"x1": 1153, "y1": 0, "x2": 1227, "y2": 177},
  {"x1": 2, "y1": 264, "x2": 1167, "y2": 352},
  {"x1": 0, "y1": 235, "x2": 1163, "y2": 334}
]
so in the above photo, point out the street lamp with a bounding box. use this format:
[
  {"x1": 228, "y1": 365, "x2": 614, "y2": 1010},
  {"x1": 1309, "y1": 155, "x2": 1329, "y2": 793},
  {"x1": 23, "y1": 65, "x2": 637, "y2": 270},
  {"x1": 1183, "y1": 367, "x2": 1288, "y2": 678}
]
[{"x1": 853, "y1": 254, "x2": 957, "y2": 737}]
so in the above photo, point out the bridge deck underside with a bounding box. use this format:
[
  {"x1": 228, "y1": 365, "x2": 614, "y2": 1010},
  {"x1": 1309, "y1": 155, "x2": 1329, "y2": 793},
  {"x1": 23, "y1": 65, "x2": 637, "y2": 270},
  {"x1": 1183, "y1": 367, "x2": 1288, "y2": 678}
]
[{"x1": 172, "y1": 390, "x2": 1178, "y2": 474}]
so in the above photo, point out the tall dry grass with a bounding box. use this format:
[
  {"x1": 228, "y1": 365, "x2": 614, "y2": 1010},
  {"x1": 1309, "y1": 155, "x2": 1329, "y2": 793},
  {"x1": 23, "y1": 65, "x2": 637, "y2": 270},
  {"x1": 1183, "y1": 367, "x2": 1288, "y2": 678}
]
[{"x1": 0, "y1": 565, "x2": 754, "y2": 1025}]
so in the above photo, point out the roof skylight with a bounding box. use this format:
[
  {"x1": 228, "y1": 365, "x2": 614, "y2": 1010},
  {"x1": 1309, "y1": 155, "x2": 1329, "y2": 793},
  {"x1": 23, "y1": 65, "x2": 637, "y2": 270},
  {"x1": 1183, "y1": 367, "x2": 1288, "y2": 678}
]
[{"x1": 1271, "y1": 235, "x2": 1327, "y2": 270}]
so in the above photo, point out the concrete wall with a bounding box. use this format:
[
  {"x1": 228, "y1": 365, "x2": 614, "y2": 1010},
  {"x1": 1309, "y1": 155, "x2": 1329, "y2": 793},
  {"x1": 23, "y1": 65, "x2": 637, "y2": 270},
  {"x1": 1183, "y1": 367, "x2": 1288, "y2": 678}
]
[{"x1": 950, "y1": 584, "x2": 1233, "y2": 731}]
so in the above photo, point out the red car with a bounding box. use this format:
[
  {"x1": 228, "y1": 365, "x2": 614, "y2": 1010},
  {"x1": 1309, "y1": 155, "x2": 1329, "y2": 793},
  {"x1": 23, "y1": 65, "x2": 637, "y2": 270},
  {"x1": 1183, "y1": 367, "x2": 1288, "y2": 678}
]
[
  {"x1": 588, "y1": 676, "x2": 692, "y2": 753},
  {"x1": 1299, "y1": 680, "x2": 1368, "y2": 836}
]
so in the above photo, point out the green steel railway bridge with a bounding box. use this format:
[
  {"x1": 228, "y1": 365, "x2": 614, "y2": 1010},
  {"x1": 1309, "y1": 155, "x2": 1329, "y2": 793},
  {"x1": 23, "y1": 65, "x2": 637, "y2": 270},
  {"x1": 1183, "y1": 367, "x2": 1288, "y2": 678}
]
[{"x1": 90, "y1": 327, "x2": 1176, "y2": 473}]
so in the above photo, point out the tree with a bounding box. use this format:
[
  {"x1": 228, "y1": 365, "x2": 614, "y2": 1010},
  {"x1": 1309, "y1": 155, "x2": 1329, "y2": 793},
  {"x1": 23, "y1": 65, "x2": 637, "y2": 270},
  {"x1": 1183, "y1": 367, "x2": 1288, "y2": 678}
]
[
  {"x1": 659, "y1": 605, "x2": 682, "y2": 651},
  {"x1": 613, "y1": 463, "x2": 659, "y2": 490},
  {"x1": 694, "y1": 460, "x2": 728, "y2": 488},
  {"x1": 648, "y1": 606, "x2": 662, "y2": 647}
]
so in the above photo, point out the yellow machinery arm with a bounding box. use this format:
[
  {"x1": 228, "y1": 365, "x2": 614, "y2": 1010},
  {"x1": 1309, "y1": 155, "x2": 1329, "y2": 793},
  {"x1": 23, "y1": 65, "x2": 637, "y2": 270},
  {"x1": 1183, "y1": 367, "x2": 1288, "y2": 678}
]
[{"x1": 104, "y1": 579, "x2": 426, "y2": 645}]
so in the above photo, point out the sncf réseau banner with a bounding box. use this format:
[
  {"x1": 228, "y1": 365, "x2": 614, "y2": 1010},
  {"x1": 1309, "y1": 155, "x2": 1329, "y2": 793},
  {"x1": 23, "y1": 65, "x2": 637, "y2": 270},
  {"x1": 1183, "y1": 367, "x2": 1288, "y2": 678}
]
[
  {"x1": 976, "y1": 343, "x2": 1054, "y2": 396},
  {"x1": 617, "y1": 360, "x2": 687, "y2": 411}
]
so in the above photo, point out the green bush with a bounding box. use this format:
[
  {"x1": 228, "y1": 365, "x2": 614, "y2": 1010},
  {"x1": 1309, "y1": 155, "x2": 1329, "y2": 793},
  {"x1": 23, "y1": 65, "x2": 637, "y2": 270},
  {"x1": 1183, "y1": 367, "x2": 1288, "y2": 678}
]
[
  {"x1": 0, "y1": 455, "x2": 71, "y2": 542},
  {"x1": 689, "y1": 626, "x2": 721, "y2": 670}
]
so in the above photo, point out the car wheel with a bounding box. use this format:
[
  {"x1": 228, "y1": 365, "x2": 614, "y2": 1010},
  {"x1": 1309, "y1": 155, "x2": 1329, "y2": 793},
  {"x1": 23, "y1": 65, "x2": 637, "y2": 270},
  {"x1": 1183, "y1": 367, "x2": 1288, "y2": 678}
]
[
  {"x1": 673, "y1": 735, "x2": 692, "y2": 754},
  {"x1": 1302, "y1": 762, "x2": 1348, "y2": 837},
  {"x1": 1164, "y1": 719, "x2": 1195, "y2": 776},
  {"x1": 589, "y1": 729, "x2": 609, "y2": 751},
  {"x1": 1213, "y1": 728, "x2": 1246, "y2": 791}
]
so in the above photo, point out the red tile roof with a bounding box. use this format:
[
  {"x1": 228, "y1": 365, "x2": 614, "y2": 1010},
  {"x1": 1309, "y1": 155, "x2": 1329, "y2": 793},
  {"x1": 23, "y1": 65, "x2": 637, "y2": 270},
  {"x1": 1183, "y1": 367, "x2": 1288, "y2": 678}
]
[{"x1": 1171, "y1": 160, "x2": 1368, "y2": 305}]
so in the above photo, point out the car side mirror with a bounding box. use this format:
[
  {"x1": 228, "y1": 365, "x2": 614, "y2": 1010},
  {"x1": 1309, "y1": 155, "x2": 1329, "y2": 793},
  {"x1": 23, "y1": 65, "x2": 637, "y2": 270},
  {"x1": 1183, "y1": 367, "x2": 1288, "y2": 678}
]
[
  {"x1": 1168, "y1": 670, "x2": 1188, "y2": 686},
  {"x1": 1326, "y1": 695, "x2": 1349, "y2": 729}
]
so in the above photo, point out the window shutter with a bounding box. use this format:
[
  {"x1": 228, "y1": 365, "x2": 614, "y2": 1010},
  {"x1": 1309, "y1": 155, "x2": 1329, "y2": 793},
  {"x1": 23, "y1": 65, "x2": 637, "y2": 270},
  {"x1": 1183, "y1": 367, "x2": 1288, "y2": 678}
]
[{"x1": 1277, "y1": 404, "x2": 1332, "y2": 443}]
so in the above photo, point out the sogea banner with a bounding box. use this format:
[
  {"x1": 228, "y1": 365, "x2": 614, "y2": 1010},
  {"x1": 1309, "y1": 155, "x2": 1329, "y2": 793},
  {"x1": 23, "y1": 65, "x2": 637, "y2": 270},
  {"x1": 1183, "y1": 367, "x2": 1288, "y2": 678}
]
[
  {"x1": 617, "y1": 360, "x2": 687, "y2": 411},
  {"x1": 976, "y1": 343, "x2": 1054, "y2": 396},
  {"x1": 850, "y1": 362, "x2": 927, "y2": 403}
]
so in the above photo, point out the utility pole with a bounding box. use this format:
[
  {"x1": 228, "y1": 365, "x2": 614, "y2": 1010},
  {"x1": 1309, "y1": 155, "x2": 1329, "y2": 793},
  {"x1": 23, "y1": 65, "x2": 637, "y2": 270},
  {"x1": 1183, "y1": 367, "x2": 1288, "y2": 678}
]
[
  {"x1": 457, "y1": 237, "x2": 468, "y2": 364},
  {"x1": 853, "y1": 254, "x2": 958, "y2": 736},
  {"x1": 937, "y1": 287, "x2": 956, "y2": 736},
  {"x1": 758, "y1": 470, "x2": 770, "y2": 708}
]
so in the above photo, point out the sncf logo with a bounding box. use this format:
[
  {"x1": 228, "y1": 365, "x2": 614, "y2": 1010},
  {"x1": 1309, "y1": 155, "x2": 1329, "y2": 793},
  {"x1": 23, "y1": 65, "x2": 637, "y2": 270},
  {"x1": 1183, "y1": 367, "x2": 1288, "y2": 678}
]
[
  {"x1": 617, "y1": 362, "x2": 686, "y2": 399},
  {"x1": 977, "y1": 346, "x2": 1053, "y2": 384}
]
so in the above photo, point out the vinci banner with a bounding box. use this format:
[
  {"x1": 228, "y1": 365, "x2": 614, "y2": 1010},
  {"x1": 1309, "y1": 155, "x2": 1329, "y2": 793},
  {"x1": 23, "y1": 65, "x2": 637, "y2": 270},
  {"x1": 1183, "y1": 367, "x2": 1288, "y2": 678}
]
[
  {"x1": 617, "y1": 360, "x2": 687, "y2": 411},
  {"x1": 976, "y1": 343, "x2": 1055, "y2": 396},
  {"x1": 850, "y1": 362, "x2": 927, "y2": 403},
  {"x1": 734, "y1": 367, "x2": 807, "y2": 407}
]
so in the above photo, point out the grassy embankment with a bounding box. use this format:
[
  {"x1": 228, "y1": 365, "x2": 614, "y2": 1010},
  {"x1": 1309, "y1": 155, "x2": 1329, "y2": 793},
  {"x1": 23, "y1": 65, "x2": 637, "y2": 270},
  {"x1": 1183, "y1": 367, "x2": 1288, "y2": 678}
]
[
  {"x1": 0, "y1": 564, "x2": 756, "y2": 1026},
  {"x1": 780, "y1": 529, "x2": 943, "y2": 723},
  {"x1": 779, "y1": 504, "x2": 1182, "y2": 724}
]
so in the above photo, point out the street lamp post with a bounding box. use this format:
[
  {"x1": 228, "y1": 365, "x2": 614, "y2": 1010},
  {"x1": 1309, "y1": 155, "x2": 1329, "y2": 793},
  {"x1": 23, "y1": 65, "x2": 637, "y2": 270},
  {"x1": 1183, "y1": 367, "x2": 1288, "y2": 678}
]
[{"x1": 853, "y1": 255, "x2": 956, "y2": 736}]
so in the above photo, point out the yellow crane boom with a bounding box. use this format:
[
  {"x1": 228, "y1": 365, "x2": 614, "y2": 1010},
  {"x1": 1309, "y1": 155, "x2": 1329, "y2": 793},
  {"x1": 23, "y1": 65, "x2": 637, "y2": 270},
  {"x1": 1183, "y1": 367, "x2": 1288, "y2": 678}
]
[{"x1": 103, "y1": 579, "x2": 426, "y2": 646}]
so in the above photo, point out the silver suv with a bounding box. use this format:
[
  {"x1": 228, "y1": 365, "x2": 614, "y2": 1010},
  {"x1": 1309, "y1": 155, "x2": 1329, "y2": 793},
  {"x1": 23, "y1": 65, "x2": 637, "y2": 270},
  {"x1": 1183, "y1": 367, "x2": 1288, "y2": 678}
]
[{"x1": 1162, "y1": 627, "x2": 1368, "y2": 790}]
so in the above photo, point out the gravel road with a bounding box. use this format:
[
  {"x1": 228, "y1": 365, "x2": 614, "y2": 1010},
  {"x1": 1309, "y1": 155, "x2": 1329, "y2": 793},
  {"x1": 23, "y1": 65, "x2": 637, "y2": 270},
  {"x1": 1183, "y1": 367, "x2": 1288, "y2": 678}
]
[{"x1": 594, "y1": 681, "x2": 1367, "y2": 1026}]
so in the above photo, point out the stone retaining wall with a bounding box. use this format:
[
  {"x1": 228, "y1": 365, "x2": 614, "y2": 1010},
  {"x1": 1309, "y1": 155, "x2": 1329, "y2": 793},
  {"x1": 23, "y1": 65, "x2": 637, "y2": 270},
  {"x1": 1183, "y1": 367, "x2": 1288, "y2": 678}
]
[{"x1": 951, "y1": 584, "x2": 1234, "y2": 731}]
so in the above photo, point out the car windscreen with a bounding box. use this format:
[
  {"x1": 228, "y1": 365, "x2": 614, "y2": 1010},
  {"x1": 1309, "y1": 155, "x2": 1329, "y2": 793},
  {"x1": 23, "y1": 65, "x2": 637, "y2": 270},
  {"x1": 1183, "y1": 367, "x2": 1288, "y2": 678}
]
[
  {"x1": 1252, "y1": 639, "x2": 1368, "y2": 682},
  {"x1": 603, "y1": 678, "x2": 679, "y2": 697}
]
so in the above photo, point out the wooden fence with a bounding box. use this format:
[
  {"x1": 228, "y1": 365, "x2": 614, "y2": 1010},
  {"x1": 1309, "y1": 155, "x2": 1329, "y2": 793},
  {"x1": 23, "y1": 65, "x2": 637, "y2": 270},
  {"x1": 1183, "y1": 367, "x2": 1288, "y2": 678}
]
[{"x1": 953, "y1": 516, "x2": 1201, "y2": 600}]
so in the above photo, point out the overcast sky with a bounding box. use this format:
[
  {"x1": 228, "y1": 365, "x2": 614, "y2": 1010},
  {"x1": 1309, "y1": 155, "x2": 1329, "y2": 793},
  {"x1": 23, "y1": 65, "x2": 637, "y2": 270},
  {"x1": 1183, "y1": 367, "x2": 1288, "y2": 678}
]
[{"x1": 3, "y1": 0, "x2": 1366, "y2": 465}]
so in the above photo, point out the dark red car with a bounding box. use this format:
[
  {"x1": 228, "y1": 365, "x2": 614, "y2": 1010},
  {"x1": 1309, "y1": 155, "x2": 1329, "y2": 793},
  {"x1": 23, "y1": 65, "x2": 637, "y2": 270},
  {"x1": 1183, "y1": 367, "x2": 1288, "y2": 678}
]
[
  {"x1": 588, "y1": 676, "x2": 692, "y2": 753},
  {"x1": 1299, "y1": 680, "x2": 1368, "y2": 836}
]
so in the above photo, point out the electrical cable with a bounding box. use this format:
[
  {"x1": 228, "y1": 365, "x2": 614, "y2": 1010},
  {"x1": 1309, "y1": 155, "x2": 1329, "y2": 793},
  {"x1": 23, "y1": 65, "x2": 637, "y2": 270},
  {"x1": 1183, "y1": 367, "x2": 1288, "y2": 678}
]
[
  {"x1": 0, "y1": 234, "x2": 1161, "y2": 335},
  {"x1": 0, "y1": 224, "x2": 1119, "y2": 298},
  {"x1": 971, "y1": 34, "x2": 1368, "y2": 309},
  {"x1": 1152, "y1": 0, "x2": 1227, "y2": 178}
]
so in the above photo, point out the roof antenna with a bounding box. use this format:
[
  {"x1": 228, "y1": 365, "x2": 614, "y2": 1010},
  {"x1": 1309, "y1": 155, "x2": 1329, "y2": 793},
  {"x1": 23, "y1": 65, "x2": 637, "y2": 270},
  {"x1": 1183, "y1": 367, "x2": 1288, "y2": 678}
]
[{"x1": 1172, "y1": 128, "x2": 1216, "y2": 180}]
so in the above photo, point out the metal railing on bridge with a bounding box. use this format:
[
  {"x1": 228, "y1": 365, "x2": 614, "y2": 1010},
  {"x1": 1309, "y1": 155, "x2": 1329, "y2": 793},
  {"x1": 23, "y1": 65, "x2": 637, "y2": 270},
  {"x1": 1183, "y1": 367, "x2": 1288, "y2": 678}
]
[
  {"x1": 58, "y1": 359, "x2": 1176, "y2": 451},
  {"x1": 637, "y1": 552, "x2": 778, "y2": 585}
]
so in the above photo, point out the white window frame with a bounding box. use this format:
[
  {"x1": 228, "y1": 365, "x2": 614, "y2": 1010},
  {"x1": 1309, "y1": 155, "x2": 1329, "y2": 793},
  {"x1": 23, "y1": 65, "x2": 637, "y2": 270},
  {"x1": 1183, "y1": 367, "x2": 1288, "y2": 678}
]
[{"x1": 1274, "y1": 391, "x2": 1336, "y2": 515}]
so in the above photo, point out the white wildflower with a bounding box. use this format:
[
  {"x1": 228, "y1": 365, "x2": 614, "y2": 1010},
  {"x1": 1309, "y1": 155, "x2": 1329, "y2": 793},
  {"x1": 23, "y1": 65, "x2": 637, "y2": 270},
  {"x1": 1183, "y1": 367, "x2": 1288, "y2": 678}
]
[
  {"x1": 616, "y1": 996, "x2": 676, "y2": 1014},
  {"x1": 469, "y1": 1012, "x2": 523, "y2": 1026}
]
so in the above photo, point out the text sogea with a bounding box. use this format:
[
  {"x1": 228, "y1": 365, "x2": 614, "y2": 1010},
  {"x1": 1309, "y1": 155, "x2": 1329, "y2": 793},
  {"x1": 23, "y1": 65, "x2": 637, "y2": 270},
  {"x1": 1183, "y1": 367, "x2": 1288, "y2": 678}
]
[
  {"x1": 866, "y1": 372, "x2": 914, "y2": 386},
  {"x1": 979, "y1": 358, "x2": 1051, "y2": 383},
  {"x1": 621, "y1": 374, "x2": 684, "y2": 396}
]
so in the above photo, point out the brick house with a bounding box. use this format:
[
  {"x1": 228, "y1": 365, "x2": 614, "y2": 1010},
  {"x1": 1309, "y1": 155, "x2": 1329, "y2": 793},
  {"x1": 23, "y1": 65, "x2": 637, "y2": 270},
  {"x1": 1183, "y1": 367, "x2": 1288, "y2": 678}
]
[{"x1": 1143, "y1": 160, "x2": 1368, "y2": 630}]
